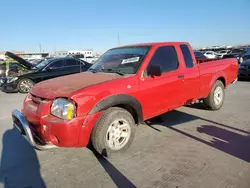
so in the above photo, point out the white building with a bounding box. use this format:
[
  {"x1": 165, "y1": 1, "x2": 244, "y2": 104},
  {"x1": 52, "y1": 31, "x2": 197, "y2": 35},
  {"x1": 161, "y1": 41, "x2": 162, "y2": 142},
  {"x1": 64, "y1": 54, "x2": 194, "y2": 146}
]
[{"x1": 55, "y1": 50, "x2": 93, "y2": 57}]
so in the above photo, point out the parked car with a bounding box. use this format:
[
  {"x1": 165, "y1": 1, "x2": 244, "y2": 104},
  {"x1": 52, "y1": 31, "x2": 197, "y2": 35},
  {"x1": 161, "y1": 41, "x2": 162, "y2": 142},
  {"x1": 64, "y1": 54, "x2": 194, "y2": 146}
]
[
  {"x1": 2, "y1": 51, "x2": 91, "y2": 93},
  {"x1": 194, "y1": 51, "x2": 207, "y2": 61},
  {"x1": 67, "y1": 54, "x2": 98, "y2": 64},
  {"x1": 238, "y1": 59, "x2": 250, "y2": 79},
  {"x1": 203, "y1": 51, "x2": 217, "y2": 59},
  {"x1": 215, "y1": 50, "x2": 230, "y2": 59},
  {"x1": 223, "y1": 47, "x2": 250, "y2": 64},
  {"x1": 67, "y1": 54, "x2": 85, "y2": 61},
  {"x1": 242, "y1": 54, "x2": 250, "y2": 62},
  {"x1": 29, "y1": 59, "x2": 46, "y2": 66},
  {"x1": 0, "y1": 61, "x2": 28, "y2": 87},
  {"x1": 12, "y1": 41, "x2": 238, "y2": 157}
]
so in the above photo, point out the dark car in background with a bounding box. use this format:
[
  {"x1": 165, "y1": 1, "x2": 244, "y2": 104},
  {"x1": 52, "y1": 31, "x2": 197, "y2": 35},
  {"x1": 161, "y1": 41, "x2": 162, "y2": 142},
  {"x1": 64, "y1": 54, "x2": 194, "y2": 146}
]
[
  {"x1": 0, "y1": 62, "x2": 28, "y2": 87},
  {"x1": 238, "y1": 59, "x2": 250, "y2": 79},
  {"x1": 2, "y1": 51, "x2": 91, "y2": 93},
  {"x1": 223, "y1": 47, "x2": 250, "y2": 64}
]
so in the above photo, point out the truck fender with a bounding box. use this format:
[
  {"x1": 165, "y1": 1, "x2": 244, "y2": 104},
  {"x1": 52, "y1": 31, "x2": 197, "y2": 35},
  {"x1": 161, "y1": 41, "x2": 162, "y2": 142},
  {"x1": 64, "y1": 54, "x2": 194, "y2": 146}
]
[
  {"x1": 88, "y1": 94, "x2": 143, "y2": 123},
  {"x1": 209, "y1": 71, "x2": 227, "y2": 92}
]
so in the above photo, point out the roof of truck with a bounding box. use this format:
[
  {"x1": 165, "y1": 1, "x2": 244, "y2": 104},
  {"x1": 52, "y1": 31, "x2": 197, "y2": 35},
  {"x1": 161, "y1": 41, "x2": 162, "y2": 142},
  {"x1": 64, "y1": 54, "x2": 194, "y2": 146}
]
[{"x1": 113, "y1": 42, "x2": 190, "y2": 49}]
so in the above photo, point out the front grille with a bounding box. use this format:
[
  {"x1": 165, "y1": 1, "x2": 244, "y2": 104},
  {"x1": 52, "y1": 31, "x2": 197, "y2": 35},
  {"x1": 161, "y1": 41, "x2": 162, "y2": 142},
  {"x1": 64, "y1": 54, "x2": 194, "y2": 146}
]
[{"x1": 31, "y1": 94, "x2": 46, "y2": 104}]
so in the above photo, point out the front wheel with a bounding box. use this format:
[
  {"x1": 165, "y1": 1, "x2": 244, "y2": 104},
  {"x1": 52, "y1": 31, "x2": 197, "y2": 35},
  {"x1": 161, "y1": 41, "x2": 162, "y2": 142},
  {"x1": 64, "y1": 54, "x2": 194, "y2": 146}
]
[
  {"x1": 17, "y1": 78, "x2": 35, "y2": 93},
  {"x1": 91, "y1": 107, "x2": 135, "y2": 157},
  {"x1": 203, "y1": 80, "x2": 225, "y2": 110}
]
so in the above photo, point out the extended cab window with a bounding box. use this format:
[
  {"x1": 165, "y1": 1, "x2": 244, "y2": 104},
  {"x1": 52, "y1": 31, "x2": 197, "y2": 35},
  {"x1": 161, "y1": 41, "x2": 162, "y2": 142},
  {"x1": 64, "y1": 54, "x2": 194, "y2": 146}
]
[
  {"x1": 180, "y1": 44, "x2": 194, "y2": 68},
  {"x1": 146, "y1": 46, "x2": 179, "y2": 74}
]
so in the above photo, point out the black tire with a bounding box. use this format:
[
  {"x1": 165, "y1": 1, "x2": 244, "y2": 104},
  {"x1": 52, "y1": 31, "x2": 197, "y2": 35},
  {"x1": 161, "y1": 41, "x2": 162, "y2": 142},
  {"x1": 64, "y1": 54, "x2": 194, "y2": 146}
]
[
  {"x1": 91, "y1": 107, "x2": 135, "y2": 157},
  {"x1": 203, "y1": 80, "x2": 225, "y2": 111},
  {"x1": 17, "y1": 78, "x2": 35, "y2": 93}
]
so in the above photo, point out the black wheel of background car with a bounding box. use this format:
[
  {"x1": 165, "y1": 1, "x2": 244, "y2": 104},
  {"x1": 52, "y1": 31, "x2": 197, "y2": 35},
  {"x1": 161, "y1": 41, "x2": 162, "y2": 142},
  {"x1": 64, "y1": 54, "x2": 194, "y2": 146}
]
[
  {"x1": 91, "y1": 107, "x2": 135, "y2": 157},
  {"x1": 17, "y1": 78, "x2": 35, "y2": 93},
  {"x1": 203, "y1": 80, "x2": 225, "y2": 111}
]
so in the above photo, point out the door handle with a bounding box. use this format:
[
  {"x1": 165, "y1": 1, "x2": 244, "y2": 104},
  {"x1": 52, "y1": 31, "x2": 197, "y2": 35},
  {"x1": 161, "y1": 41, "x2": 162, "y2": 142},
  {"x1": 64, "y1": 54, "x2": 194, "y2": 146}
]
[{"x1": 178, "y1": 75, "x2": 184, "y2": 79}]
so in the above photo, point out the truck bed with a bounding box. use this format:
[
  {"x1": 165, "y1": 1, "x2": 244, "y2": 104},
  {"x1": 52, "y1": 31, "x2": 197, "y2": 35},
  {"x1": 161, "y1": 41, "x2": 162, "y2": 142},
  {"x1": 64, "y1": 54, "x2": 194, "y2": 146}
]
[{"x1": 198, "y1": 58, "x2": 238, "y2": 98}]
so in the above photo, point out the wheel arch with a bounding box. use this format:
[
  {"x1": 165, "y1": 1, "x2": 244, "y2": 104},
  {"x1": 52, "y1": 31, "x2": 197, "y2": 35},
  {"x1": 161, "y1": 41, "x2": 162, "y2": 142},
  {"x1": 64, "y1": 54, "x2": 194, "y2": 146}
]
[
  {"x1": 217, "y1": 76, "x2": 226, "y2": 87},
  {"x1": 209, "y1": 72, "x2": 227, "y2": 91},
  {"x1": 18, "y1": 76, "x2": 36, "y2": 83},
  {"x1": 88, "y1": 94, "x2": 143, "y2": 124}
]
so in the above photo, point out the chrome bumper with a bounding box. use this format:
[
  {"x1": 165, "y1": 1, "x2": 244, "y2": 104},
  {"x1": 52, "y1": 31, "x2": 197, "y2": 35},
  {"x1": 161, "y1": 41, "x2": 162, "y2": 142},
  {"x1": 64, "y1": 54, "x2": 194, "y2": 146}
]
[
  {"x1": 232, "y1": 78, "x2": 238, "y2": 84},
  {"x1": 12, "y1": 109, "x2": 57, "y2": 150}
]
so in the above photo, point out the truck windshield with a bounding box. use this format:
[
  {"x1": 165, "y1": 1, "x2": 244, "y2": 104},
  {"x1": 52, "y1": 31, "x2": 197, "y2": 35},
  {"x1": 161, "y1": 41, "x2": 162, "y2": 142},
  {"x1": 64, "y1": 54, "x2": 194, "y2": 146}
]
[{"x1": 88, "y1": 46, "x2": 150, "y2": 75}]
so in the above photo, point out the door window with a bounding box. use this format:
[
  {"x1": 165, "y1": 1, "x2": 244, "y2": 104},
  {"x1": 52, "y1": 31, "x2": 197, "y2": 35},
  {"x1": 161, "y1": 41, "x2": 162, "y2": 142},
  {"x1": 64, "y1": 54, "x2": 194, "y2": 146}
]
[
  {"x1": 65, "y1": 59, "x2": 80, "y2": 67},
  {"x1": 146, "y1": 46, "x2": 179, "y2": 75},
  {"x1": 47, "y1": 59, "x2": 65, "y2": 69}
]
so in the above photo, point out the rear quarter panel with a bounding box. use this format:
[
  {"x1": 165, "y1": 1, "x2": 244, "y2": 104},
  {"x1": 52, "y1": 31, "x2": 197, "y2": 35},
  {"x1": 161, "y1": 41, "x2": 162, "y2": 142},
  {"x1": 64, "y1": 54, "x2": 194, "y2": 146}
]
[{"x1": 198, "y1": 58, "x2": 238, "y2": 98}]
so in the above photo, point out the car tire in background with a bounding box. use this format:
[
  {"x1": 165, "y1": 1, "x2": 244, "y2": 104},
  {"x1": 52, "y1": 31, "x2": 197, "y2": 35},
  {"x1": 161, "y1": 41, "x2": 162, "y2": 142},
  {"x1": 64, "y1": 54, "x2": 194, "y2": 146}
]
[
  {"x1": 203, "y1": 80, "x2": 225, "y2": 111},
  {"x1": 17, "y1": 78, "x2": 35, "y2": 93},
  {"x1": 91, "y1": 107, "x2": 136, "y2": 157}
]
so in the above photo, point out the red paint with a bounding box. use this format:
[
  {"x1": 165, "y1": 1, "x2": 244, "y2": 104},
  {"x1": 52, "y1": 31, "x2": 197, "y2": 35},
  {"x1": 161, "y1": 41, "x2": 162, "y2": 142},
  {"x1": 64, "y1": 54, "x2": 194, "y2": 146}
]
[{"x1": 20, "y1": 42, "x2": 238, "y2": 148}]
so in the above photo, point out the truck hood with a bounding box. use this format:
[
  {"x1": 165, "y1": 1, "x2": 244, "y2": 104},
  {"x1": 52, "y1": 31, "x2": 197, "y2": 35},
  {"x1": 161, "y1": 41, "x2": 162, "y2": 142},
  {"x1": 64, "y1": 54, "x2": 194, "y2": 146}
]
[
  {"x1": 5, "y1": 51, "x2": 33, "y2": 70},
  {"x1": 31, "y1": 72, "x2": 121, "y2": 99}
]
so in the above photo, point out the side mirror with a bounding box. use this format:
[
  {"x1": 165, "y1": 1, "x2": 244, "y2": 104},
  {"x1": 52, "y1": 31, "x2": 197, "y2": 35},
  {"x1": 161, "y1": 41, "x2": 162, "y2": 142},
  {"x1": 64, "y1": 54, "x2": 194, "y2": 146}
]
[{"x1": 148, "y1": 65, "x2": 162, "y2": 77}]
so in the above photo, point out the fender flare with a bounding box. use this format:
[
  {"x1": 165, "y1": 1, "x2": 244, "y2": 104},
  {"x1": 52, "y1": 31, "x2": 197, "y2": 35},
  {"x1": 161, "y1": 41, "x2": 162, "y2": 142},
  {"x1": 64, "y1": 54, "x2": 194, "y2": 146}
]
[
  {"x1": 88, "y1": 94, "x2": 143, "y2": 123},
  {"x1": 209, "y1": 71, "x2": 227, "y2": 91}
]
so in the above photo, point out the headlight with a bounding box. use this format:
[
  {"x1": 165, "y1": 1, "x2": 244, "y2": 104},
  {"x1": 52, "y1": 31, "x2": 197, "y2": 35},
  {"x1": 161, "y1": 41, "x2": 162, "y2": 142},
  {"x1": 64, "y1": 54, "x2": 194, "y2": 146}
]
[
  {"x1": 7, "y1": 77, "x2": 18, "y2": 83},
  {"x1": 51, "y1": 98, "x2": 76, "y2": 120}
]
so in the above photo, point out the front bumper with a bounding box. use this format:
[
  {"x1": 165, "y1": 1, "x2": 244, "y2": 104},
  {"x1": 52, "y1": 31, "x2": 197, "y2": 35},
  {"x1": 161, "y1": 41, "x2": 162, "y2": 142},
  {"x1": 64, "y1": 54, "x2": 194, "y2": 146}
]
[{"x1": 12, "y1": 109, "x2": 57, "y2": 150}]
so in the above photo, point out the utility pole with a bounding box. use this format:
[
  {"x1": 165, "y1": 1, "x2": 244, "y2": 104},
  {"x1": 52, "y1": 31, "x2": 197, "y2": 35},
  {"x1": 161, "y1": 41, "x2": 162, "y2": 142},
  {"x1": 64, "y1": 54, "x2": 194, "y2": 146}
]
[{"x1": 117, "y1": 32, "x2": 120, "y2": 46}]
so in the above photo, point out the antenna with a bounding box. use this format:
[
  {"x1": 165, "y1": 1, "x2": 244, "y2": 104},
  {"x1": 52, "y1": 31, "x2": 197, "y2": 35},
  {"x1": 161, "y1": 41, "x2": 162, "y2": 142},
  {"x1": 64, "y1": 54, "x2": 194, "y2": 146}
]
[{"x1": 117, "y1": 32, "x2": 120, "y2": 46}]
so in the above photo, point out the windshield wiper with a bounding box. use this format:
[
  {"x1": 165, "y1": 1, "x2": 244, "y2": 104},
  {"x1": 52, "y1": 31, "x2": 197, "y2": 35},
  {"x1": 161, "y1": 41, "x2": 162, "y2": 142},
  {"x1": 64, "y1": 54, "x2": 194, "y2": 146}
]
[{"x1": 101, "y1": 69, "x2": 124, "y2": 76}]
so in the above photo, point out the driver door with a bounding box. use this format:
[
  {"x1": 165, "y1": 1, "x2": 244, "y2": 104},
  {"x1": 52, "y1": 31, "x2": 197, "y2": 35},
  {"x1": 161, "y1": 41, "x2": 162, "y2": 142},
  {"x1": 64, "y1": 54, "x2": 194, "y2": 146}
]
[{"x1": 138, "y1": 45, "x2": 184, "y2": 120}]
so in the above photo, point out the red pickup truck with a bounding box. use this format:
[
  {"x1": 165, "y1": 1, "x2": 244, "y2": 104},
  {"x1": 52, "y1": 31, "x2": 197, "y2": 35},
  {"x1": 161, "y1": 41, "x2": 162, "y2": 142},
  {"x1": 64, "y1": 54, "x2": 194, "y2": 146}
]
[{"x1": 12, "y1": 42, "x2": 238, "y2": 157}]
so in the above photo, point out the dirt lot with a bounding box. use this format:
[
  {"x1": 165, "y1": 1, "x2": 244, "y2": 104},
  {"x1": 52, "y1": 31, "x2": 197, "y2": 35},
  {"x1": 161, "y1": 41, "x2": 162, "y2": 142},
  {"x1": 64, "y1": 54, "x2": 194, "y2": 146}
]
[{"x1": 0, "y1": 81, "x2": 250, "y2": 188}]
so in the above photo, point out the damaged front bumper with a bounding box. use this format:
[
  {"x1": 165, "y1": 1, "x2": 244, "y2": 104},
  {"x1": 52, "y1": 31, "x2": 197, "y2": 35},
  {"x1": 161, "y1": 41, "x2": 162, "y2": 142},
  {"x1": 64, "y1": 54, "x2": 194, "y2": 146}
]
[{"x1": 12, "y1": 109, "x2": 57, "y2": 150}]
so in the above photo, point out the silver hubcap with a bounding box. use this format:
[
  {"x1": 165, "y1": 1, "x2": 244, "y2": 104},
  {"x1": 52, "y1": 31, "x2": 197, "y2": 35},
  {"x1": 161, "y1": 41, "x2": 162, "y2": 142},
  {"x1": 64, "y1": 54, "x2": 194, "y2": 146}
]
[
  {"x1": 106, "y1": 119, "x2": 131, "y2": 150},
  {"x1": 20, "y1": 80, "x2": 33, "y2": 92},
  {"x1": 214, "y1": 86, "x2": 223, "y2": 105}
]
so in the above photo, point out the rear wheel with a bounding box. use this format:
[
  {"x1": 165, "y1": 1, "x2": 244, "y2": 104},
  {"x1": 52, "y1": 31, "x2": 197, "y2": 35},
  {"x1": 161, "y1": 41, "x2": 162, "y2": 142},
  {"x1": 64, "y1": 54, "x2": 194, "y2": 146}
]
[
  {"x1": 17, "y1": 78, "x2": 35, "y2": 93},
  {"x1": 204, "y1": 80, "x2": 225, "y2": 110},
  {"x1": 91, "y1": 107, "x2": 135, "y2": 157}
]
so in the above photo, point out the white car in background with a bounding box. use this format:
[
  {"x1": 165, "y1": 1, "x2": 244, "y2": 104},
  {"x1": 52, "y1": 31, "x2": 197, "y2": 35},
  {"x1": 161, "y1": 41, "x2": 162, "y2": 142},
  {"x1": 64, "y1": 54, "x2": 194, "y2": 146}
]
[
  {"x1": 203, "y1": 51, "x2": 217, "y2": 59},
  {"x1": 216, "y1": 50, "x2": 230, "y2": 59}
]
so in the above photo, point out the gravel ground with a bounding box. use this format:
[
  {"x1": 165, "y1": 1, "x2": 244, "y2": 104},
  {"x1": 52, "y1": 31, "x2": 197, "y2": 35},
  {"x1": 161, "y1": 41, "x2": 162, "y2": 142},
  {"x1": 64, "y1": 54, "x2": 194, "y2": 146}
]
[{"x1": 0, "y1": 81, "x2": 249, "y2": 188}]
